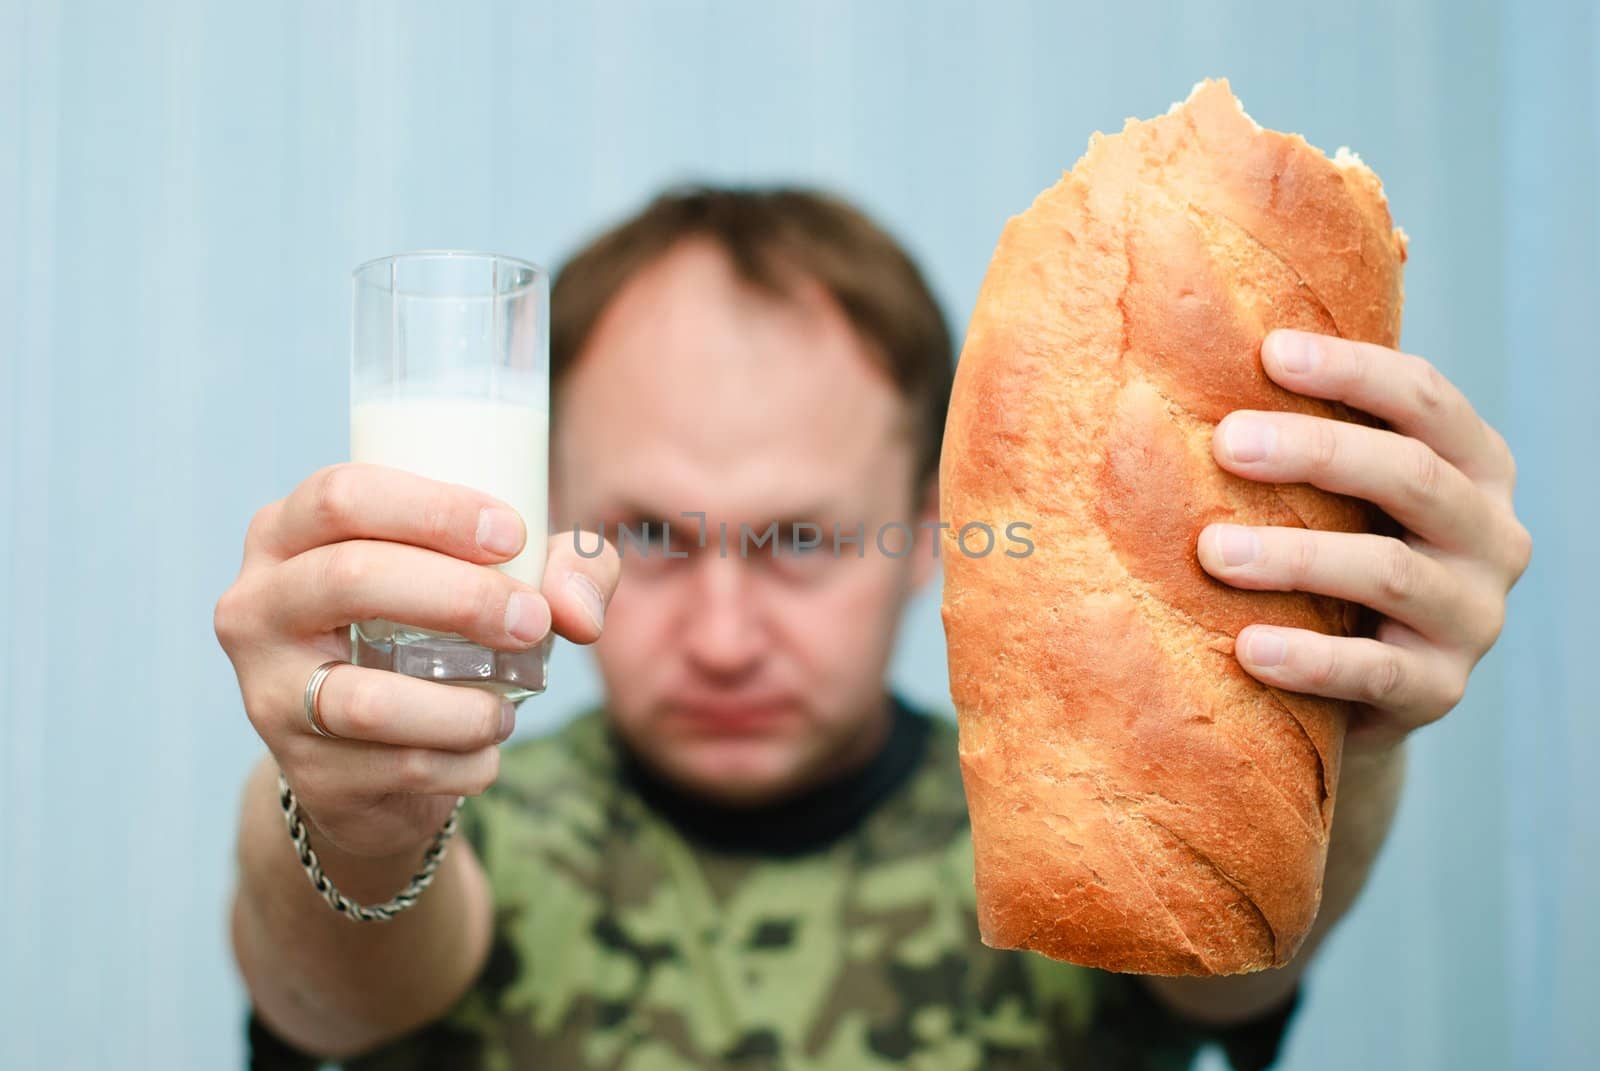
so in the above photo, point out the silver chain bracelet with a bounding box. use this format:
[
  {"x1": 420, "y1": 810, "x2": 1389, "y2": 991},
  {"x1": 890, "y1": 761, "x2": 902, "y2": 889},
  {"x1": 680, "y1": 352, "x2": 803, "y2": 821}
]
[{"x1": 277, "y1": 772, "x2": 466, "y2": 923}]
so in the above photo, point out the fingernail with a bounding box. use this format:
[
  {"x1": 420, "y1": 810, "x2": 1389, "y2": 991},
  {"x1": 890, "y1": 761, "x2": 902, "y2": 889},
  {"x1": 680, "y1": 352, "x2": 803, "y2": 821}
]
[
  {"x1": 1275, "y1": 332, "x2": 1321, "y2": 374},
  {"x1": 1246, "y1": 629, "x2": 1287, "y2": 666},
  {"x1": 1225, "y1": 418, "x2": 1276, "y2": 463},
  {"x1": 567, "y1": 571, "x2": 605, "y2": 631},
  {"x1": 477, "y1": 507, "x2": 525, "y2": 557},
  {"x1": 498, "y1": 699, "x2": 516, "y2": 742},
  {"x1": 504, "y1": 591, "x2": 549, "y2": 644},
  {"x1": 1215, "y1": 524, "x2": 1261, "y2": 566}
]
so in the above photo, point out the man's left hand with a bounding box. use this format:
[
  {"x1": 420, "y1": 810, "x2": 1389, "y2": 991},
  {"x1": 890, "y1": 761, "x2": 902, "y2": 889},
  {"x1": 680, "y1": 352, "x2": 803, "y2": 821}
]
[{"x1": 1197, "y1": 328, "x2": 1533, "y2": 755}]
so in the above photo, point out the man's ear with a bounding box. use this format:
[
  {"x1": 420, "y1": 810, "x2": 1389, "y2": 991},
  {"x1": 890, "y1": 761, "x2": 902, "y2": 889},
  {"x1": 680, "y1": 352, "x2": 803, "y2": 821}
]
[{"x1": 908, "y1": 476, "x2": 942, "y2": 593}]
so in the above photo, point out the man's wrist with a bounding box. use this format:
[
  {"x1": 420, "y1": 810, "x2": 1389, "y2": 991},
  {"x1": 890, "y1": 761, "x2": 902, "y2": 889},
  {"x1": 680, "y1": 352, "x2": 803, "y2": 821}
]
[
  {"x1": 1342, "y1": 716, "x2": 1414, "y2": 763},
  {"x1": 292, "y1": 808, "x2": 443, "y2": 907},
  {"x1": 242, "y1": 756, "x2": 434, "y2": 913}
]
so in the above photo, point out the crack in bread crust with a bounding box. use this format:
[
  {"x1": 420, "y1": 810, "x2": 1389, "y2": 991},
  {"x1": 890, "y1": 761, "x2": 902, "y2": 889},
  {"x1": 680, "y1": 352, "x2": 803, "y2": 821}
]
[
  {"x1": 1091, "y1": 774, "x2": 1207, "y2": 970},
  {"x1": 1135, "y1": 809, "x2": 1278, "y2": 965},
  {"x1": 1119, "y1": 578, "x2": 1326, "y2": 840},
  {"x1": 1182, "y1": 201, "x2": 1345, "y2": 336}
]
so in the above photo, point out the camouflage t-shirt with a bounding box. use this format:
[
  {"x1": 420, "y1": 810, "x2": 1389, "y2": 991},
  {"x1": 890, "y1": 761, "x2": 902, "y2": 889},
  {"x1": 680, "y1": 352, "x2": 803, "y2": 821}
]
[{"x1": 249, "y1": 693, "x2": 1300, "y2": 1070}]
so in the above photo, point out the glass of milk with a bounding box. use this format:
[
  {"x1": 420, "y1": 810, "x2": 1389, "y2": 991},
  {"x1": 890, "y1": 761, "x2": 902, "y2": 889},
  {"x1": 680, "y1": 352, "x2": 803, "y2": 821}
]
[{"x1": 349, "y1": 251, "x2": 550, "y2": 701}]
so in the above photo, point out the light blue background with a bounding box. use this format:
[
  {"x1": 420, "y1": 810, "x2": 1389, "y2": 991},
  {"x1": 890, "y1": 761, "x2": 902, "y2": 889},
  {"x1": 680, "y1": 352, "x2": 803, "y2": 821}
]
[{"x1": 3, "y1": 1, "x2": 1595, "y2": 1068}]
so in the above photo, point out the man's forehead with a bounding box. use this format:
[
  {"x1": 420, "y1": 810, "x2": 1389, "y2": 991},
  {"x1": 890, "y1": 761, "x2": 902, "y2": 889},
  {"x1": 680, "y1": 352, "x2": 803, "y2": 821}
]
[
  {"x1": 552, "y1": 240, "x2": 915, "y2": 504},
  {"x1": 571, "y1": 441, "x2": 858, "y2": 516}
]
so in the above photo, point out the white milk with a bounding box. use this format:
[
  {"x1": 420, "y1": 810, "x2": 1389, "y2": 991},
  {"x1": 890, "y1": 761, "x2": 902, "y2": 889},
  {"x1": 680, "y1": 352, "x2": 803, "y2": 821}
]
[{"x1": 351, "y1": 396, "x2": 549, "y2": 589}]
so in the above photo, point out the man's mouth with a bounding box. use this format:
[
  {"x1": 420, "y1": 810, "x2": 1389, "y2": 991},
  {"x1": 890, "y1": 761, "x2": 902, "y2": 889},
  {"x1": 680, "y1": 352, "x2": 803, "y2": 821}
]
[{"x1": 666, "y1": 696, "x2": 795, "y2": 733}]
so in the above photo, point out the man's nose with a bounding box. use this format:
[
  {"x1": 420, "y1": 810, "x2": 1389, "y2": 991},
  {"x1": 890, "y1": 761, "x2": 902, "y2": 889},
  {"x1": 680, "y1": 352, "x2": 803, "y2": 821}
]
[{"x1": 681, "y1": 553, "x2": 766, "y2": 675}]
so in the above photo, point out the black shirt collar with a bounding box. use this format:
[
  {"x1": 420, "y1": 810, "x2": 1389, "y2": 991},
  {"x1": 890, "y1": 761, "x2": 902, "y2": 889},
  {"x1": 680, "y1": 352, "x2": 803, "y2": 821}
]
[{"x1": 608, "y1": 691, "x2": 931, "y2": 858}]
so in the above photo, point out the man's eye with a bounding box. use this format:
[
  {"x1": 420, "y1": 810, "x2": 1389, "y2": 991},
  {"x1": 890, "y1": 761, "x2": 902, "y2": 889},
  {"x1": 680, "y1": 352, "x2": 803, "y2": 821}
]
[
  {"x1": 615, "y1": 523, "x2": 673, "y2": 555},
  {"x1": 777, "y1": 527, "x2": 828, "y2": 557}
]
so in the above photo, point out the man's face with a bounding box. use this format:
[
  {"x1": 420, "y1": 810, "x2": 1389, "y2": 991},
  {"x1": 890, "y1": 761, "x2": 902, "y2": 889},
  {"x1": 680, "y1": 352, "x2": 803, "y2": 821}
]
[{"x1": 552, "y1": 238, "x2": 940, "y2": 806}]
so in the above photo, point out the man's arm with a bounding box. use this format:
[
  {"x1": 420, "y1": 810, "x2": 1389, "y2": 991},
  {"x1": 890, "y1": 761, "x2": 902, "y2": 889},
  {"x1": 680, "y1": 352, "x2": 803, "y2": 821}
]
[
  {"x1": 1140, "y1": 739, "x2": 1408, "y2": 1025},
  {"x1": 232, "y1": 754, "x2": 495, "y2": 1060},
  {"x1": 213, "y1": 469, "x2": 620, "y2": 1061}
]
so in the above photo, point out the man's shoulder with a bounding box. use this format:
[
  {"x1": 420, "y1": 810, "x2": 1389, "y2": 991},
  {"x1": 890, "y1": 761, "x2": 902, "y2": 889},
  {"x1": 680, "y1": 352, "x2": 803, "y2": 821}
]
[
  {"x1": 456, "y1": 705, "x2": 617, "y2": 855},
  {"x1": 888, "y1": 702, "x2": 967, "y2": 823},
  {"x1": 901, "y1": 701, "x2": 962, "y2": 783},
  {"x1": 496, "y1": 704, "x2": 615, "y2": 789},
  {"x1": 851, "y1": 701, "x2": 974, "y2": 872}
]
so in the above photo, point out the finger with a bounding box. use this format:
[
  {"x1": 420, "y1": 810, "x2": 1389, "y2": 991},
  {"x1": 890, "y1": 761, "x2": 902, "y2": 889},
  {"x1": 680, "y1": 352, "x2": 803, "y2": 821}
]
[
  {"x1": 293, "y1": 737, "x2": 504, "y2": 801},
  {"x1": 242, "y1": 500, "x2": 287, "y2": 569},
  {"x1": 1198, "y1": 525, "x2": 1499, "y2": 651},
  {"x1": 259, "y1": 462, "x2": 530, "y2": 566},
  {"x1": 1213, "y1": 410, "x2": 1495, "y2": 553},
  {"x1": 308, "y1": 660, "x2": 516, "y2": 752},
  {"x1": 267, "y1": 539, "x2": 552, "y2": 649},
  {"x1": 1233, "y1": 623, "x2": 1461, "y2": 725},
  {"x1": 1262, "y1": 331, "x2": 1516, "y2": 492},
  {"x1": 540, "y1": 529, "x2": 622, "y2": 644}
]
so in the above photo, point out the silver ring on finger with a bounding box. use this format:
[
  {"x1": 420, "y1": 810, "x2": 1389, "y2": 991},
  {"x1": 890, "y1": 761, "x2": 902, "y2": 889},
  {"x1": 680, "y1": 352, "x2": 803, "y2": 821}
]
[{"x1": 303, "y1": 659, "x2": 349, "y2": 739}]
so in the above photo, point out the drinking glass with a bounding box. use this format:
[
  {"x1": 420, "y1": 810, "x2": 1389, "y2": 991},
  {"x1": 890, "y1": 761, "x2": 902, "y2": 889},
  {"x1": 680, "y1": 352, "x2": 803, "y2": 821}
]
[{"x1": 349, "y1": 251, "x2": 551, "y2": 701}]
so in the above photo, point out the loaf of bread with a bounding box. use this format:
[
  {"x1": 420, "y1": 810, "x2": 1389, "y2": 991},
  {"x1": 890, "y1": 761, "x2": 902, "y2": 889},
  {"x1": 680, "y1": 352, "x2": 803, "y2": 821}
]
[{"x1": 939, "y1": 78, "x2": 1408, "y2": 976}]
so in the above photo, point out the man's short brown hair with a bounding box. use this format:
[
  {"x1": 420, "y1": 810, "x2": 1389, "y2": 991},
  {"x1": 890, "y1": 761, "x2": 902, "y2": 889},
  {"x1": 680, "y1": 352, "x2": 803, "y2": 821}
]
[{"x1": 551, "y1": 184, "x2": 954, "y2": 493}]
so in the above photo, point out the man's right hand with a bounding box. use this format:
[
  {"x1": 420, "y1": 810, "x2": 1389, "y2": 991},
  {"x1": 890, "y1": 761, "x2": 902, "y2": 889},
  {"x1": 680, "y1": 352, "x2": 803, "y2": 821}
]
[{"x1": 214, "y1": 462, "x2": 620, "y2": 865}]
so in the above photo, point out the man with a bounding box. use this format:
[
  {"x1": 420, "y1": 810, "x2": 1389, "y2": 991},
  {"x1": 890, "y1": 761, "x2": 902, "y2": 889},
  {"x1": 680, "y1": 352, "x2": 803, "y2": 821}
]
[{"x1": 216, "y1": 186, "x2": 1531, "y2": 1069}]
